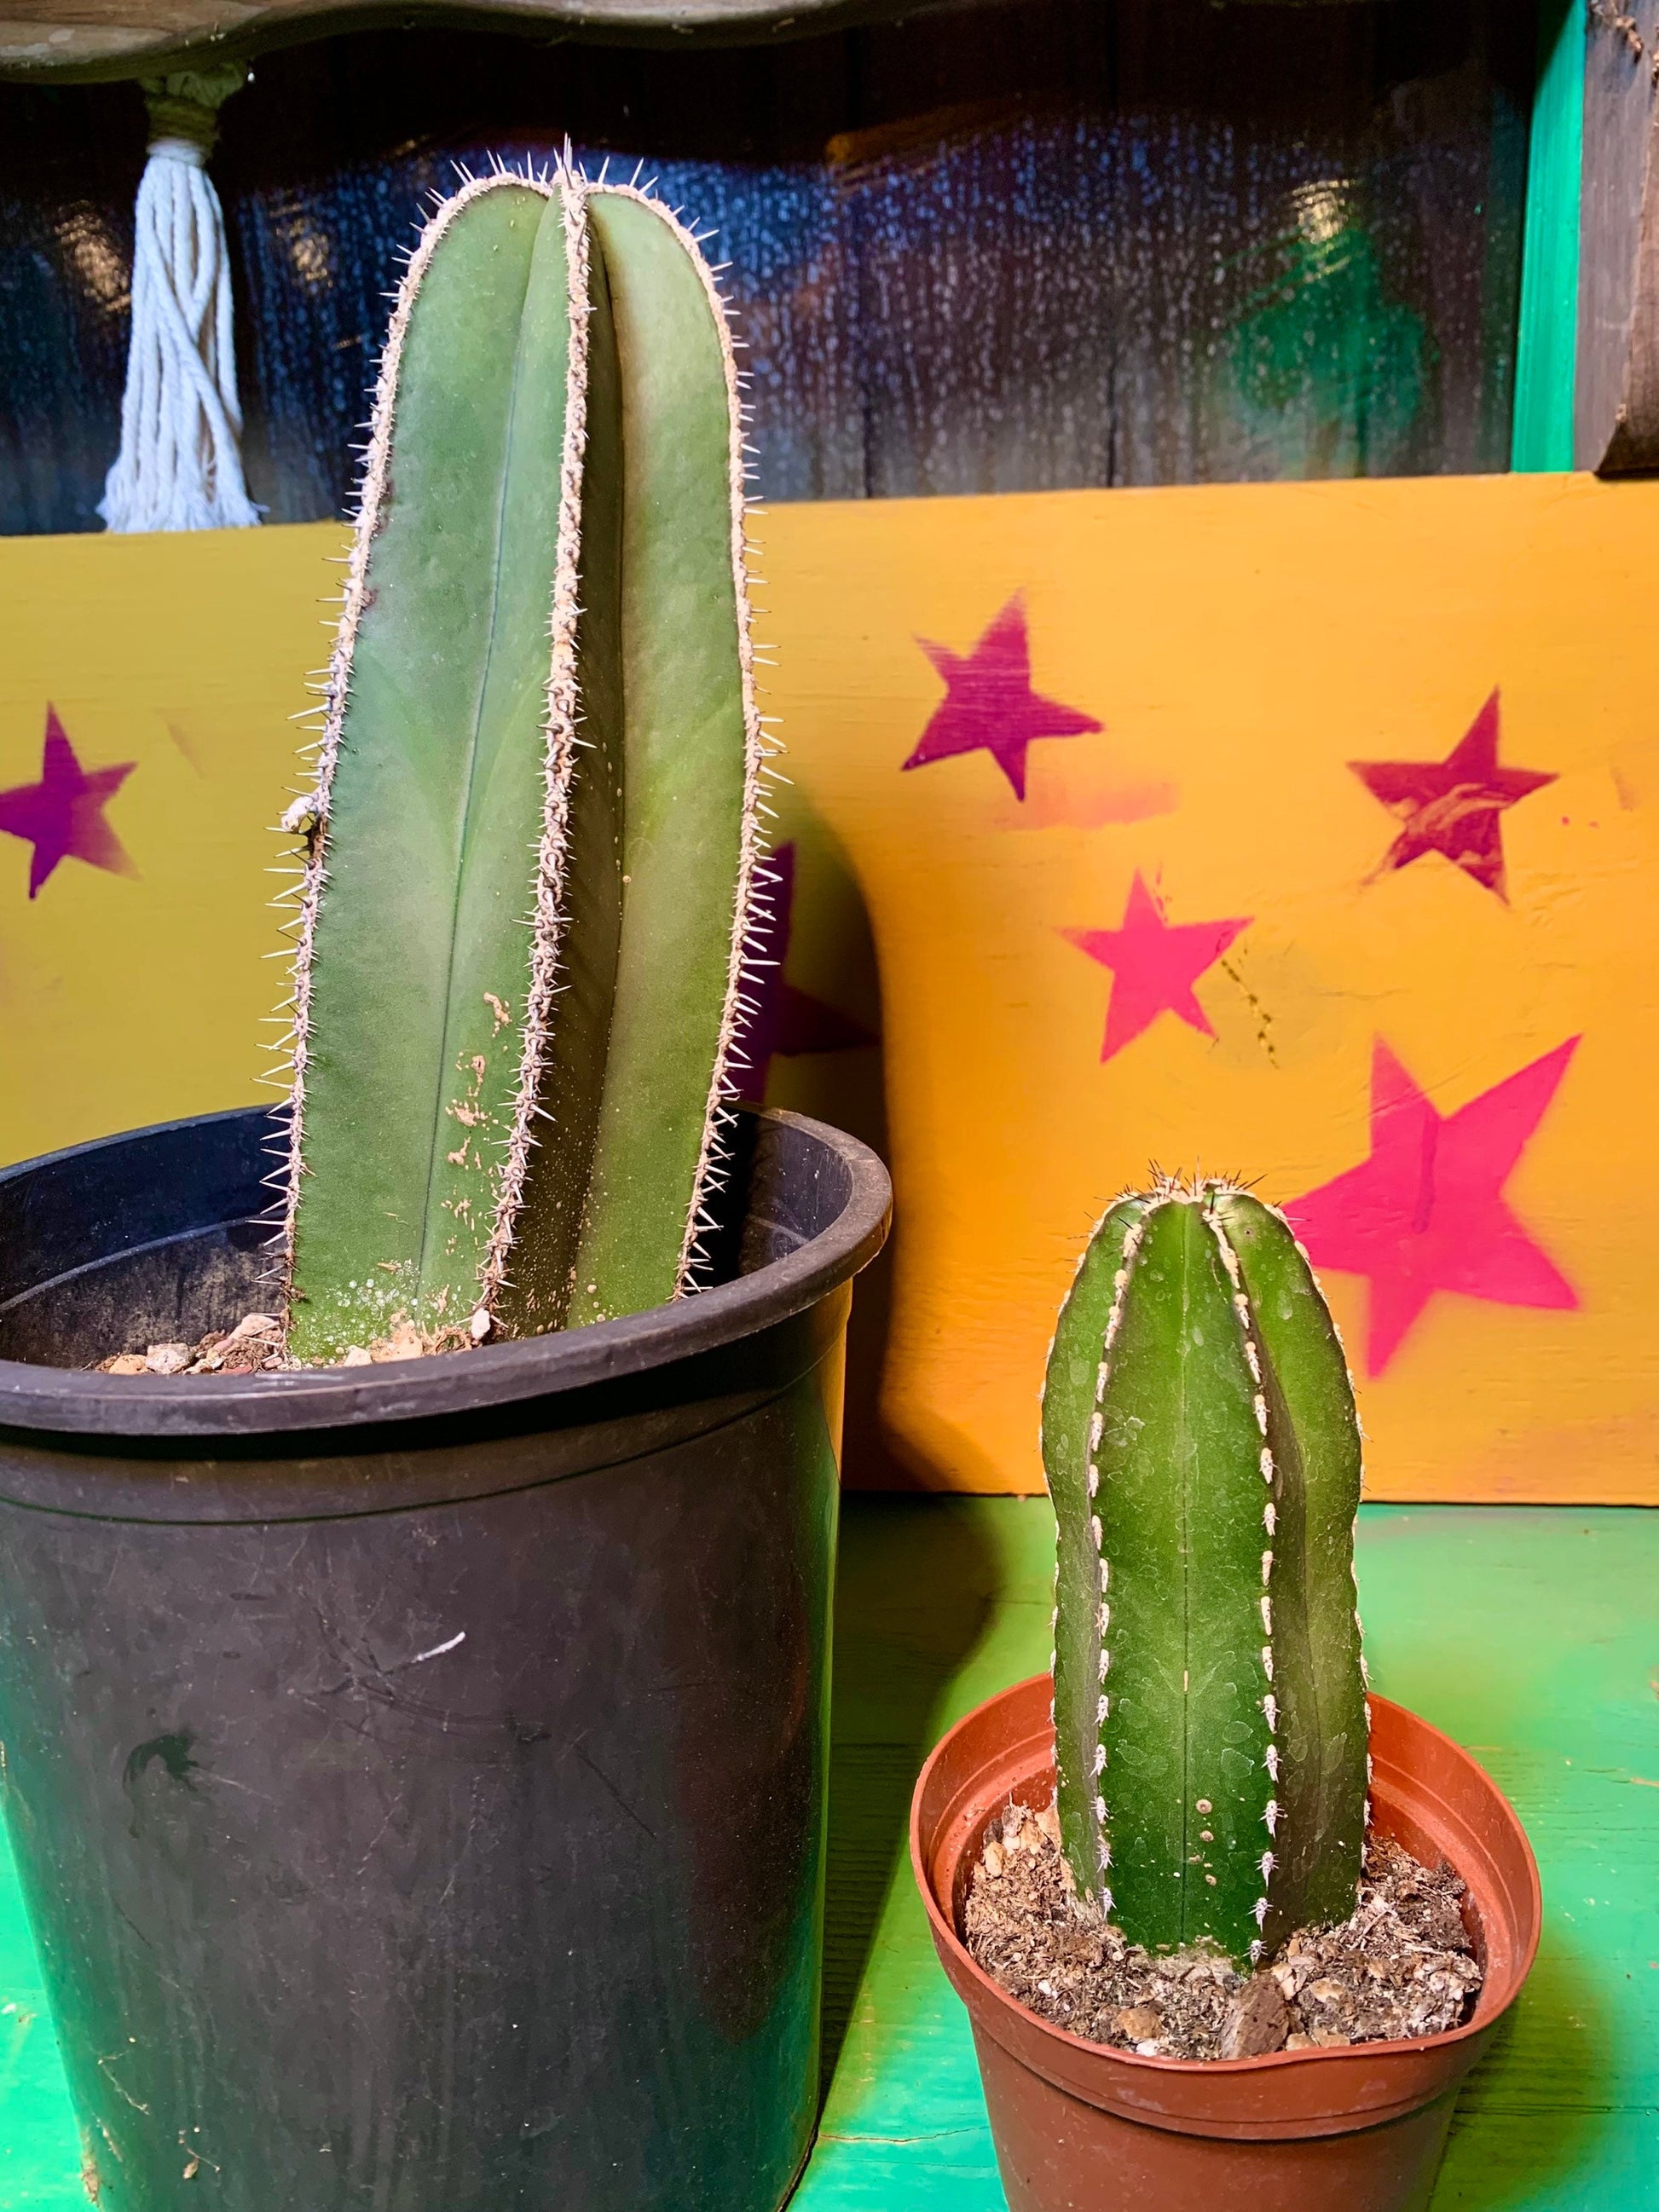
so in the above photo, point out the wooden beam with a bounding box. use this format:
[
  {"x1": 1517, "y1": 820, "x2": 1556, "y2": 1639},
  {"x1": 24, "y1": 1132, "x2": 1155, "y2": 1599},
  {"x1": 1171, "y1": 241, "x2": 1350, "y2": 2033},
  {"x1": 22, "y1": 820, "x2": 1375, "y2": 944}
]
[
  {"x1": 0, "y1": 0, "x2": 934, "y2": 81},
  {"x1": 1577, "y1": 0, "x2": 1659, "y2": 469}
]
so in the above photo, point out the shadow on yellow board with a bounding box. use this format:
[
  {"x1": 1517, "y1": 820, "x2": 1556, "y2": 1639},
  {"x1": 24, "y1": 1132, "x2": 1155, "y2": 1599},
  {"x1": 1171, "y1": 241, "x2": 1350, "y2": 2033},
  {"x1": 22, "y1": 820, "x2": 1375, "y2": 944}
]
[{"x1": 2, "y1": 471, "x2": 1656, "y2": 1504}]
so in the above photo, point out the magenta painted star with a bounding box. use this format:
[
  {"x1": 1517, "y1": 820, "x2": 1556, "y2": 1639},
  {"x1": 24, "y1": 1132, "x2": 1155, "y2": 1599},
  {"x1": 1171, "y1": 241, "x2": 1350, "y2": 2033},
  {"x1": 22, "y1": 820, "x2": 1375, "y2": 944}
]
[
  {"x1": 904, "y1": 594, "x2": 1101, "y2": 800},
  {"x1": 1283, "y1": 1036, "x2": 1579, "y2": 1375},
  {"x1": 0, "y1": 707, "x2": 137, "y2": 898},
  {"x1": 1063, "y1": 872, "x2": 1251, "y2": 1062},
  {"x1": 1350, "y1": 690, "x2": 1556, "y2": 900}
]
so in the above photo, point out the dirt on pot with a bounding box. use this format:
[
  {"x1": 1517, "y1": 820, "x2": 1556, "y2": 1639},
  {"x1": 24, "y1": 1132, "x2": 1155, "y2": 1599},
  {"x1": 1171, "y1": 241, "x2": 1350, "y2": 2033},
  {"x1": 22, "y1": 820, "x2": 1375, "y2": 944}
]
[
  {"x1": 92, "y1": 1311, "x2": 483, "y2": 1376},
  {"x1": 963, "y1": 1803, "x2": 1483, "y2": 2061}
]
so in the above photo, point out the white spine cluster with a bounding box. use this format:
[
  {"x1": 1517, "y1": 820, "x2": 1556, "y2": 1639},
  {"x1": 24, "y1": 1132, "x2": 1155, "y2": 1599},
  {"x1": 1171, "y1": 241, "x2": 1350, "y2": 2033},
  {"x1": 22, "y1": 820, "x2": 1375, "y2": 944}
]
[{"x1": 1356, "y1": 1531, "x2": 1373, "y2": 1816}]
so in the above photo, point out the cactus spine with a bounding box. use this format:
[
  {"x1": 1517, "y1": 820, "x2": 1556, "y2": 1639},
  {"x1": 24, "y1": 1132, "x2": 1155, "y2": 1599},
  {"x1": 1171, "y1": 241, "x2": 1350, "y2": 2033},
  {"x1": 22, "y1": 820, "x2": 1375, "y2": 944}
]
[
  {"x1": 1043, "y1": 1179, "x2": 1367, "y2": 1965},
  {"x1": 275, "y1": 169, "x2": 764, "y2": 1361}
]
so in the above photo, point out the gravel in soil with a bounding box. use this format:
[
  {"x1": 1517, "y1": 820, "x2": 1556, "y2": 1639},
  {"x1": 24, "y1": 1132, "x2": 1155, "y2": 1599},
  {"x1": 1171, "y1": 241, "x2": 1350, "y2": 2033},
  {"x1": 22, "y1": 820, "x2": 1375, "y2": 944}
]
[
  {"x1": 96, "y1": 1313, "x2": 288, "y2": 1376},
  {"x1": 963, "y1": 1803, "x2": 1483, "y2": 2061},
  {"x1": 92, "y1": 1311, "x2": 483, "y2": 1376}
]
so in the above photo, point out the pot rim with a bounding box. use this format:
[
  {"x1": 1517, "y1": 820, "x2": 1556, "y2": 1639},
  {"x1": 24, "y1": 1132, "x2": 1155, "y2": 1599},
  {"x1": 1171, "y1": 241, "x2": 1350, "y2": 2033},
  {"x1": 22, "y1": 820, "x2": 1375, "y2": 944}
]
[
  {"x1": 0, "y1": 1103, "x2": 891, "y2": 1441},
  {"x1": 910, "y1": 1674, "x2": 1541, "y2": 2082}
]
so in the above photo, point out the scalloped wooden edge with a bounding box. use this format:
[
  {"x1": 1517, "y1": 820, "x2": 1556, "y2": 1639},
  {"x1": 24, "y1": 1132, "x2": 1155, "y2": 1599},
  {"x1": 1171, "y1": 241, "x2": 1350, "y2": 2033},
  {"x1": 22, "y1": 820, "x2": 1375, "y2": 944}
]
[{"x1": 0, "y1": 0, "x2": 902, "y2": 84}]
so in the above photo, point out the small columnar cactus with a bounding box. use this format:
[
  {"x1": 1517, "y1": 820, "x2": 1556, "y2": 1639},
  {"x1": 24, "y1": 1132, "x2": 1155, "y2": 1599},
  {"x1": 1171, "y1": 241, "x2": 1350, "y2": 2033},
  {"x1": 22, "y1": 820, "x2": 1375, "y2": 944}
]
[
  {"x1": 274, "y1": 167, "x2": 764, "y2": 1362},
  {"x1": 1043, "y1": 1178, "x2": 1367, "y2": 1965}
]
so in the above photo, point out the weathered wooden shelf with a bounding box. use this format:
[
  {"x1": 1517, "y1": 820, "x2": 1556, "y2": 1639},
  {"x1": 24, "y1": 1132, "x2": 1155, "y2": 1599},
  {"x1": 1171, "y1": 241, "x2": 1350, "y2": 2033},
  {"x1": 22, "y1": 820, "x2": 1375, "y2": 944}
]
[{"x1": 0, "y1": 0, "x2": 917, "y2": 82}]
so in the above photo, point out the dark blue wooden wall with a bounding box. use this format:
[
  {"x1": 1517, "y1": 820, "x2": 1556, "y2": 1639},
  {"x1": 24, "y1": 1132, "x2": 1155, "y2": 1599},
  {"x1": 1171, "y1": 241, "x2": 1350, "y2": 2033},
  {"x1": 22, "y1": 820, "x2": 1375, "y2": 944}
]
[{"x1": 0, "y1": 0, "x2": 1532, "y2": 535}]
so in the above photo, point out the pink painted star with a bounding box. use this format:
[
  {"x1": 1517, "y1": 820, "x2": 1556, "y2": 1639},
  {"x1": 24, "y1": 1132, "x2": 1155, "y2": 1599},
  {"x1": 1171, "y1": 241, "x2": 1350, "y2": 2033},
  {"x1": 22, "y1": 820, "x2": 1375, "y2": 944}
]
[
  {"x1": 904, "y1": 594, "x2": 1101, "y2": 800},
  {"x1": 1284, "y1": 1037, "x2": 1580, "y2": 1375},
  {"x1": 1063, "y1": 873, "x2": 1251, "y2": 1062},
  {"x1": 1350, "y1": 690, "x2": 1556, "y2": 900},
  {"x1": 0, "y1": 707, "x2": 137, "y2": 898}
]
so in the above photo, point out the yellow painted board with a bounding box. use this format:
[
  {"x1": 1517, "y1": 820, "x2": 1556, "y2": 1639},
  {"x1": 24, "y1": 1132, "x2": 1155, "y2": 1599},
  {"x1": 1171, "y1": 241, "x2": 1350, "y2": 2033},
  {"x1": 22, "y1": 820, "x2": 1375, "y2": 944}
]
[
  {"x1": 0, "y1": 523, "x2": 349, "y2": 1165},
  {"x1": 2, "y1": 471, "x2": 1656, "y2": 1502}
]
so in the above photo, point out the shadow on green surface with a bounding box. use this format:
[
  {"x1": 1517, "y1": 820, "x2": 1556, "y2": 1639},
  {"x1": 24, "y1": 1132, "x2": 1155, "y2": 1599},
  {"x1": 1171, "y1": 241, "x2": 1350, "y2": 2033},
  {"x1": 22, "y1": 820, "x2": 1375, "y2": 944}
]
[
  {"x1": 1433, "y1": 1924, "x2": 1616, "y2": 2210},
  {"x1": 821, "y1": 1498, "x2": 1003, "y2": 2086}
]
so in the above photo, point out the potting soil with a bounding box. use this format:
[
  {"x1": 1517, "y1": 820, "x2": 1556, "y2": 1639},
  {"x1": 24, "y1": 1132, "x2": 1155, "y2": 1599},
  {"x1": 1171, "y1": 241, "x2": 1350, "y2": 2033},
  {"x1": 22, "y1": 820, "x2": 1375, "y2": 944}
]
[{"x1": 963, "y1": 1804, "x2": 1483, "y2": 2060}]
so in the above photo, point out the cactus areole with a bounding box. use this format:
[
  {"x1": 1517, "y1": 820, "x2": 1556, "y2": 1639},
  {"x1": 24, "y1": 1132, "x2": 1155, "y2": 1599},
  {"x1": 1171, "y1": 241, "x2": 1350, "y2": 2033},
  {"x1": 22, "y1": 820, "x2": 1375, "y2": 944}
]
[
  {"x1": 1043, "y1": 1179, "x2": 1369, "y2": 1967},
  {"x1": 275, "y1": 169, "x2": 766, "y2": 1364}
]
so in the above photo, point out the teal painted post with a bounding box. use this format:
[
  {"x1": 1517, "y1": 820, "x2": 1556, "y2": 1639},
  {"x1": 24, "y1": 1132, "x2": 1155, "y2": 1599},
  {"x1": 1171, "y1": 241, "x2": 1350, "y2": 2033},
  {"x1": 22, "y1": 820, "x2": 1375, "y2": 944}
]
[{"x1": 1512, "y1": 0, "x2": 1583, "y2": 471}]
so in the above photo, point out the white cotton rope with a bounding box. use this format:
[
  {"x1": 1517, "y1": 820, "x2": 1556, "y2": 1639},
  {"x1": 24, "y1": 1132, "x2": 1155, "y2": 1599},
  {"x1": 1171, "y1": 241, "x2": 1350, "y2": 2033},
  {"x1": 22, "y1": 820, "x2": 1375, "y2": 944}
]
[{"x1": 101, "y1": 68, "x2": 260, "y2": 534}]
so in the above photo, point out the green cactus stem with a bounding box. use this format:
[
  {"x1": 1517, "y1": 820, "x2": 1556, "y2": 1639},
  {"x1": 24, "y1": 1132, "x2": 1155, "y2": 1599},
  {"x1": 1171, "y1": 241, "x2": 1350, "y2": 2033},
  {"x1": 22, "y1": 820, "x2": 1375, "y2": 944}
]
[
  {"x1": 275, "y1": 169, "x2": 763, "y2": 1362},
  {"x1": 1043, "y1": 1178, "x2": 1367, "y2": 1965}
]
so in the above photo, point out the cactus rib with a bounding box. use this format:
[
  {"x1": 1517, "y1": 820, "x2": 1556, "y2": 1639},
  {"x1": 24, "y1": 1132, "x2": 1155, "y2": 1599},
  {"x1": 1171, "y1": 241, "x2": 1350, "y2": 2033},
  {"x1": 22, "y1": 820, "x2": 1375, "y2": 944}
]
[
  {"x1": 1213, "y1": 1189, "x2": 1369, "y2": 1947},
  {"x1": 1043, "y1": 1179, "x2": 1367, "y2": 1965},
  {"x1": 1044, "y1": 1193, "x2": 1147, "y2": 1899},
  {"x1": 479, "y1": 176, "x2": 601, "y2": 1318},
  {"x1": 546, "y1": 183, "x2": 766, "y2": 1329}
]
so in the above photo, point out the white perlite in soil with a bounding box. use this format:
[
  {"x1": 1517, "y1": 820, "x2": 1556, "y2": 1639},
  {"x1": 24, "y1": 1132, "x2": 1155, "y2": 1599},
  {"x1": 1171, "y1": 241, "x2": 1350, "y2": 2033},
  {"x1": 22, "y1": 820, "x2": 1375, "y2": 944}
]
[{"x1": 963, "y1": 1802, "x2": 1483, "y2": 2060}]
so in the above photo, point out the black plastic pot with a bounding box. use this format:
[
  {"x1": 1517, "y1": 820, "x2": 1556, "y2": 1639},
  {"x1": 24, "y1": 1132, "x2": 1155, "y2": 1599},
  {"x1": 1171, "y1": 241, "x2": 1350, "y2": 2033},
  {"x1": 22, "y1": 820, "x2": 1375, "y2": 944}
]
[{"x1": 0, "y1": 1103, "x2": 889, "y2": 2212}]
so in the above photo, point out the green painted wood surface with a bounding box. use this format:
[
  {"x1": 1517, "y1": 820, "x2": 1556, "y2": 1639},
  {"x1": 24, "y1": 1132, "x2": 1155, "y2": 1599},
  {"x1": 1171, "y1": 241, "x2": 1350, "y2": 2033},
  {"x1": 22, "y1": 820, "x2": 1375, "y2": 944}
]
[
  {"x1": 3, "y1": 1501, "x2": 1657, "y2": 2206},
  {"x1": 1512, "y1": 0, "x2": 1582, "y2": 472}
]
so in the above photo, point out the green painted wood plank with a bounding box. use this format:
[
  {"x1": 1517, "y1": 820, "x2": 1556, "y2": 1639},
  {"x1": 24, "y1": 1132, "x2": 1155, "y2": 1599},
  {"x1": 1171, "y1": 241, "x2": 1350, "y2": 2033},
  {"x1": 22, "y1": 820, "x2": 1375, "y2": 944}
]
[
  {"x1": 1357, "y1": 1508, "x2": 1659, "y2": 2212},
  {"x1": 4, "y1": 1500, "x2": 1658, "y2": 2209},
  {"x1": 0, "y1": 1816, "x2": 75, "y2": 2207},
  {"x1": 1512, "y1": 0, "x2": 1583, "y2": 471}
]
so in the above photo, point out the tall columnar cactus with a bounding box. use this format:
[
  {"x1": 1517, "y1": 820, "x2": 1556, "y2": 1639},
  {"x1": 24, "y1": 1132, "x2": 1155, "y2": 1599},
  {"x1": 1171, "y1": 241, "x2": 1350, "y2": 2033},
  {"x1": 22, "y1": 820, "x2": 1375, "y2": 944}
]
[
  {"x1": 275, "y1": 169, "x2": 764, "y2": 1362},
  {"x1": 1043, "y1": 1179, "x2": 1368, "y2": 1965}
]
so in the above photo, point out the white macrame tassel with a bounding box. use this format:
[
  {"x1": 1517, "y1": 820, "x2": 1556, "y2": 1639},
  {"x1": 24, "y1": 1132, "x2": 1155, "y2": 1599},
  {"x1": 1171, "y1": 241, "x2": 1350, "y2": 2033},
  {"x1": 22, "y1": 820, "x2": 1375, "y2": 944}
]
[{"x1": 101, "y1": 66, "x2": 259, "y2": 534}]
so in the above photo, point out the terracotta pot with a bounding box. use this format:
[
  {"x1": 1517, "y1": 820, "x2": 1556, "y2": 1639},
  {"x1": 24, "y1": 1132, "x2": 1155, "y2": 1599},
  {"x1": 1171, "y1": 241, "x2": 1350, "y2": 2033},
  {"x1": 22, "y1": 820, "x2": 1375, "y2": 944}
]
[{"x1": 911, "y1": 1675, "x2": 1540, "y2": 2212}]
